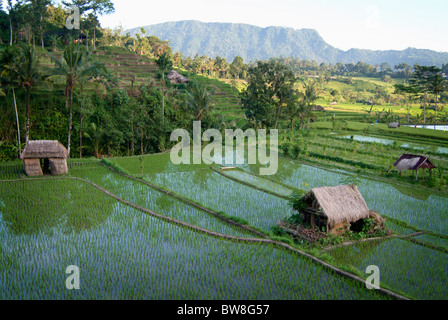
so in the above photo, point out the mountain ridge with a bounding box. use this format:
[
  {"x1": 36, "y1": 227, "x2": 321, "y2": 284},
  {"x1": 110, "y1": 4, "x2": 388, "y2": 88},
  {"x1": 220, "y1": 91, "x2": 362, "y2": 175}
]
[{"x1": 126, "y1": 20, "x2": 448, "y2": 67}]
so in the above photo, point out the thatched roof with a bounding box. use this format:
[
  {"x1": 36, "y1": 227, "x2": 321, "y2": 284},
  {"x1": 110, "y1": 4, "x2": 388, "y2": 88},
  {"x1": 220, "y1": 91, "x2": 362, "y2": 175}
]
[
  {"x1": 393, "y1": 154, "x2": 436, "y2": 171},
  {"x1": 21, "y1": 140, "x2": 68, "y2": 159},
  {"x1": 388, "y1": 122, "x2": 400, "y2": 128},
  {"x1": 312, "y1": 105, "x2": 325, "y2": 111},
  {"x1": 167, "y1": 70, "x2": 189, "y2": 84},
  {"x1": 303, "y1": 185, "x2": 370, "y2": 229}
]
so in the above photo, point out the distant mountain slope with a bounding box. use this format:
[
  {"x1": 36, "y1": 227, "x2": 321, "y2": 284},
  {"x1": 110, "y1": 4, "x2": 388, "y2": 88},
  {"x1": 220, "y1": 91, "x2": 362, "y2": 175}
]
[{"x1": 127, "y1": 20, "x2": 448, "y2": 66}]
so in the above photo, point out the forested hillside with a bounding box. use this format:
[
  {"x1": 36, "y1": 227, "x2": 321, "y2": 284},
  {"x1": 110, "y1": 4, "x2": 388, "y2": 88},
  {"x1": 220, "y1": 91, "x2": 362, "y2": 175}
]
[{"x1": 128, "y1": 20, "x2": 448, "y2": 66}]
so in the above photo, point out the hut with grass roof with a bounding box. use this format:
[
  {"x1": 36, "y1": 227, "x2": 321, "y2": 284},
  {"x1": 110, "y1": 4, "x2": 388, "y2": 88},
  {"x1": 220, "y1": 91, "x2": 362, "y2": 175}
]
[
  {"x1": 388, "y1": 122, "x2": 400, "y2": 128},
  {"x1": 299, "y1": 184, "x2": 376, "y2": 235},
  {"x1": 393, "y1": 154, "x2": 436, "y2": 180},
  {"x1": 167, "y1": 70, "x2": 189, "y2": 84},
  {"x1": 312, "y1": 105, "x2": 325, "y2": 111},
  {"x1": 21, "y1": 140, "x2": 69, "y2": 176}
]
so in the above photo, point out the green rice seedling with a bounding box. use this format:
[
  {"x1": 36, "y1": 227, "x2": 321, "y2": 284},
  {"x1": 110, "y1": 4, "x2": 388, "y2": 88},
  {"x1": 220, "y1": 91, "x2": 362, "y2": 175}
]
[
  {"x1": 0, "y1": 179, "x2": 385, "y2": 299},
  {"x1": 109, "y1": 152, "x2": 211, "y2": 175},
  {"x1": 0, "y1": 163, "x2": 24, "y2": 180},
  {"x1": 144, "y1": 169, "x2": 292, "y2": 232},
  {"x1": 0, "y1": 179, "x2": 115, "y2": 234},
  {"x1": 413, "y1": 234, "x2": 448, "y2": 251},
  {"x1": 222, "y1": 170, "x2": 295, "y2": 197},
  {"x1": 328, "y1": 238, "x2": 448, "y2": 300},
  {"x1": 69, "y1": 165, "x2": 253, "y2": 238},
  {"x1": 384, "y1": 220, "x2": 416, "y2": 236}
]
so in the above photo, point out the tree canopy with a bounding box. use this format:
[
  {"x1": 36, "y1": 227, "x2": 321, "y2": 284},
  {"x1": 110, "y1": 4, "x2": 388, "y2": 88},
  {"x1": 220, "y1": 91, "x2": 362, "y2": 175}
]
[{"x1": 241, "y1": 59, "x2": 296, "y2": 129}]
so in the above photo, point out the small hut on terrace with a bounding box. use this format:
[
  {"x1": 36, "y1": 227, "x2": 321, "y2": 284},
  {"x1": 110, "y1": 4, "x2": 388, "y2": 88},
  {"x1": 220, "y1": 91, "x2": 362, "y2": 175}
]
[
  {"x1": 393, "y1": 154, "x2": 436, "y2": 180},
  {"x1": 388, "y1": 122, "x2": 400, "y2": 128},
  {"x1": 21, "y1": 140, "x2": 69, "y2": 176},
  {"x1": 312, "y1": 105, "x2": 325, "y2": 111},
  {"x1": 299, "y1": 185, "x2": 372, "y2": 235},
  {"x1": 167, "y1": 70, "x2": 189, "y2": 84}
]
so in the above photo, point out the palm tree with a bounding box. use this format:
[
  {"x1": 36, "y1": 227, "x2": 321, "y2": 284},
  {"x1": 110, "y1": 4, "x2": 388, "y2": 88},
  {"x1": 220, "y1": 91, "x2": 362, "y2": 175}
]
[
  {"x1": 173, "y1": 51, "x2": 183, "y2": 68},
  {"x1": 15, "y1": 45, "x2": 41, "y2": 144},
  {"x1": 302, "y1": 81, "x2": 319, "y2": 128},
  {"x1": 0, "y1": 46, "x2": 21, "y2": 156},
  {"x1": 215, "y1": 56, "x2": 229, "y2": 78},
  {"x1": 155, "y1": 52, "x2": 173, "y2": 122},
  {"x1": 206, "y1": 57, "x2": 215, "y2": 76},
  {"x1": 415, "y1": 112, "x2": 422, "y2": 126},
  {"x1": 428, "y1": 74, "x2": 447, "y2": 129},
  {"x1": 84, "y1": 122, "x2": 104, "y2": 158},
  {"x1": 184, "y1": 82, "x2": 215, "y2": 122},
  {"x1": 48, "y1": 39, "x2": 104, "y2": 157},
  {"x1": 410, "y1": 65, "x2": 440, "y2": 126},
  {"x1": 284, "y1": 89, "x2": 303, "y2": 133},
  {"x1": 90, "y1": 0, "x2": 115, "y2": 50},
  {"x1": 394, "y1": 83, "x2": 419, "y2": 124}
]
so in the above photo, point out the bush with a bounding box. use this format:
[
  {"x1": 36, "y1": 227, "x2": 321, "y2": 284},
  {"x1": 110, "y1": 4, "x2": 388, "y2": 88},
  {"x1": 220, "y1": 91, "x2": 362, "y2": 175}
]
[
  {"x1": 291, "y1": 144, "x2": 302, "y2": 158},
  {"x1": 279, "y1": 142, "x2": 291, "y2": 156},
  {"x1": 288, "y1": 190, "x2": 306, "y2": 211},
  {"x1": 271, "y1": 225, "x2": 286, "y2": 236}
]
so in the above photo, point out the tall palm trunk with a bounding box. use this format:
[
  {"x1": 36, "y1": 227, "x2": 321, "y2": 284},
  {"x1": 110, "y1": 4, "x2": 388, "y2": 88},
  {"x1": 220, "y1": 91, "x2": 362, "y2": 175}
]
[
  {"x1": 12, "y1": 86, "x2": 21, "y2": 157},
  {"x1": 131, "y1": 115, "x2": 134, "y2": 156},
  {"x1": 161, "y1": 74, "x2": 165, "y2": 122},
  {"x1": 79, "y1": 88, "x2": 85, "y2": 158},
  {"x1": 407, "y1": 104, "x2": 410, "y2": 124},
  {"x1": 40, "y1": 14, "x2": 44, "y2": 49},
  {"x1": 140, "y1": 130, "x2": 144, "y2": 156},
  {"x1": 93, "y1": 26, "x2": 96, "y2": 50},
  {"x1": 274, "y1": 104, "x2": 281, "y2": 129},
  {"x1": 67, "y1": 87, "x2": 74, "y2": 157},
  {"x1": 435, "y1": 95, "x2": 438, "y2": 130},
  {"x1": 423, "y1": 91, "x2": 427, "y2": 126},
  {"x1": 79, "y1": 113, "x2": 83, "y2": 158},
  {"x1": 25, "y1": 89, "x2": 31, "y2": 143}
]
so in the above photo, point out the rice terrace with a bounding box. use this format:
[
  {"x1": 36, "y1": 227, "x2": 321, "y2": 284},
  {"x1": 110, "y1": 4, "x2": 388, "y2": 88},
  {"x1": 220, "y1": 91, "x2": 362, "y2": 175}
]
[{"x1": 0, "y1": 0, "x2": 448, "y2": 305}]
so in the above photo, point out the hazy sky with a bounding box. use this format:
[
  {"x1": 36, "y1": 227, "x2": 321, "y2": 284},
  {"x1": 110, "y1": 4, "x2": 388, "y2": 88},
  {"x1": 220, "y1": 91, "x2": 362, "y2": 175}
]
[{"x1": 95, "y1": 0, "x2": 448, "y2": 52}]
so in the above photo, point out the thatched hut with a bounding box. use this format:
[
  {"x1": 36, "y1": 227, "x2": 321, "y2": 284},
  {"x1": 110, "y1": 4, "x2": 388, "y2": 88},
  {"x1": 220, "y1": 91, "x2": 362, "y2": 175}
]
[
  {"x1": 299, "y1": 185, "x2": 372, "y2": 235},
  {"x1": 388, "y1": 122, "x2": 400, "y2": 128},
  {"x1": 393, "y1": 154, "x2": 436, "y2": 180},
  {"x1": 21, "y1": 140, "x2": 69, "y2": 176},
  {"x1": 167, "y1": 70, "x2": 189, "y2": 84},
  {"x1": 312, "y1": 105, "x2": 325, "y2": 111}
]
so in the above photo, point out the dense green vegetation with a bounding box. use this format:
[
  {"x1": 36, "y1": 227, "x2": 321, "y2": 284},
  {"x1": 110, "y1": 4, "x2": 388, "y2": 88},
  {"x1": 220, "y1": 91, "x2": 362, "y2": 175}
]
[{"x1": 1, "y1": 1, "x2": 447, "y2": 163}]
